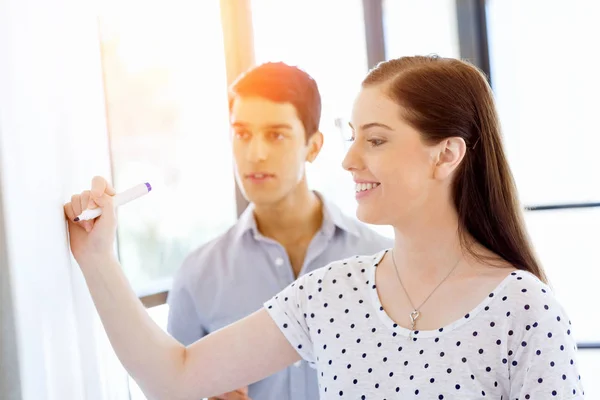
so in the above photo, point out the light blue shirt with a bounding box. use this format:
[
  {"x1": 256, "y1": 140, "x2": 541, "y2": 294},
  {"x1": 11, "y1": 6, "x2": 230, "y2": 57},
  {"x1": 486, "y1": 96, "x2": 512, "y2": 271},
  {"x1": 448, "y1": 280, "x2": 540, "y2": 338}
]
[{"x1": 167, "y1": 195, "x2": 393, "y2": 400}]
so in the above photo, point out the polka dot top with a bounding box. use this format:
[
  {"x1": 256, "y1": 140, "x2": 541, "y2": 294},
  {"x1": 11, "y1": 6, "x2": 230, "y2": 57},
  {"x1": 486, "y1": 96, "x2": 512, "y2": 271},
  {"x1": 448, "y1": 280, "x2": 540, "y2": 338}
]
[{"x1": 264, "y1": 250, "x2": 585, "y2": 399}]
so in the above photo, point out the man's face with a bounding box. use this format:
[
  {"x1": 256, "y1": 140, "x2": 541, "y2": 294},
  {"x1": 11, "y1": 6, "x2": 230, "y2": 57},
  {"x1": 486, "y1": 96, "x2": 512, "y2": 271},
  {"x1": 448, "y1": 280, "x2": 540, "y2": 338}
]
[{"x1": 230, "y1": 96, "x2": 321, "y2": 205}]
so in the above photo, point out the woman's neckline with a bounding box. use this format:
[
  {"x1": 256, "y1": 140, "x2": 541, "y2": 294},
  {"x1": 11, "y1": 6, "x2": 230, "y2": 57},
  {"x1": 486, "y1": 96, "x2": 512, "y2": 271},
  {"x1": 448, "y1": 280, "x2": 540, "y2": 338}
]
[{"x1": 366, "y1": 249, "x2": 521, "y2": 339}]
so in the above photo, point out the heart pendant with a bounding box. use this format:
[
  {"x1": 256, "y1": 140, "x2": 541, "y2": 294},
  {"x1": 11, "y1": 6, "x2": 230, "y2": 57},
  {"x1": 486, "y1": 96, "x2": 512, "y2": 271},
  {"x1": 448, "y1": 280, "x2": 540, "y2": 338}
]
[{"x1": 410, "y1": 310, "x2": 420, "y2": 324}]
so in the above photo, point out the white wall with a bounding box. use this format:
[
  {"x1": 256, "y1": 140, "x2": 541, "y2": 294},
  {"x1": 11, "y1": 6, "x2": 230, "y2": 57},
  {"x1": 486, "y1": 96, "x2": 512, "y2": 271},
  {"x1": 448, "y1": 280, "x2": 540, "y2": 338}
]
[{"x1": 0, "y1": 0, "x2": 128, "y2": 398}]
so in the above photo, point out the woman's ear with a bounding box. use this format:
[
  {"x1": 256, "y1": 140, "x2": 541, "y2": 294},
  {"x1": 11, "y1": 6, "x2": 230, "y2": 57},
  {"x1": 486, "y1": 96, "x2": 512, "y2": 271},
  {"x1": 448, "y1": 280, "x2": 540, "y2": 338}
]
[{"x1": 433, "y1": 137, "x2": 466, "y2": 180}]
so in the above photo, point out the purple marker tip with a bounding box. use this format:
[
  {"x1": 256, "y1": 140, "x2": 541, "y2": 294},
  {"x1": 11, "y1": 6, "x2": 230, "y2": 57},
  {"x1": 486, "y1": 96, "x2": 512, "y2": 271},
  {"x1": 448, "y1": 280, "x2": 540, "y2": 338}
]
[{"x1": 145, "y1": 182, "x2": 152, "y2": 192}]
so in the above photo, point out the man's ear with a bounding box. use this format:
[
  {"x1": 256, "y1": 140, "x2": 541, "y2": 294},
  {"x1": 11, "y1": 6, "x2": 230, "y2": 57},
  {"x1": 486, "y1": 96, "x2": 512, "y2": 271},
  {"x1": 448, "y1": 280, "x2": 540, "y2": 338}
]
[{"x1": 306, "y1": 131, "x2": 324, "y2": 163}]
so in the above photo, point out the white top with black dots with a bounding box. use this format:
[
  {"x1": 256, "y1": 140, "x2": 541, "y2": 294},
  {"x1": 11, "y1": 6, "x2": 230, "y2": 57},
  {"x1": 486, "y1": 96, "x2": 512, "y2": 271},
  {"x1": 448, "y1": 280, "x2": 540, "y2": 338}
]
[{"x1": 264, "y1": 250, "x2": 585, "y2": 399}]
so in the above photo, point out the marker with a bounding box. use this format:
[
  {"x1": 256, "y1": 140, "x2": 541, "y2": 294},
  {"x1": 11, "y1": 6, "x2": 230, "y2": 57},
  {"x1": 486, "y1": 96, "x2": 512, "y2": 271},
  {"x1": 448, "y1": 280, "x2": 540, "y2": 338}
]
[{"x1": 73, "y1": 182, "x2": 152, "y2": 222}]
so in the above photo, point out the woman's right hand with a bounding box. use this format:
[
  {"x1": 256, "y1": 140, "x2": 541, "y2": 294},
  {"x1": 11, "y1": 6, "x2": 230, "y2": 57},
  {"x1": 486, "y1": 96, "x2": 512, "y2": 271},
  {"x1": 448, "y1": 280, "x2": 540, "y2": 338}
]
[{"x1": 64, "y1": 176, "x2": 118, "y2": 268}]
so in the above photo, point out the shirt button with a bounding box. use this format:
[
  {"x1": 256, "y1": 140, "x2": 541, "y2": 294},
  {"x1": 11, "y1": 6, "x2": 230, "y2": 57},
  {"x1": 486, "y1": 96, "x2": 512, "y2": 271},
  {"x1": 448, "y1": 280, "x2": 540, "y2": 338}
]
[
  {"x1": 294, "y1": 360, "x2": 302, "y2": 367},
  {"x1": 275, "y1": 257, "x2": 284, "y2": 266}
]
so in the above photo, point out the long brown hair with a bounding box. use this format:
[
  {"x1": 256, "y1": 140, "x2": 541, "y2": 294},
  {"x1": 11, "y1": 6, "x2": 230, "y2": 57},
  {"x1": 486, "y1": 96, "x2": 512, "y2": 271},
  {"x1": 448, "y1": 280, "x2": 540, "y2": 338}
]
[{"x1": 363, "y1": 56, "x2": 547, "y2": 283}]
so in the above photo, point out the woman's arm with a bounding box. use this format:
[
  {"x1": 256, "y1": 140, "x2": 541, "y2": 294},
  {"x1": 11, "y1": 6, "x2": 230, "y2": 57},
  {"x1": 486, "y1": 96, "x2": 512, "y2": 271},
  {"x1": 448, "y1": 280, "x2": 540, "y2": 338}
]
[
  {"x1": 82, "y1": 256, "x2": 300, "y2": 400},
  {"x1": 65, "y1": 177, "x2": 300, "y2": 400}
]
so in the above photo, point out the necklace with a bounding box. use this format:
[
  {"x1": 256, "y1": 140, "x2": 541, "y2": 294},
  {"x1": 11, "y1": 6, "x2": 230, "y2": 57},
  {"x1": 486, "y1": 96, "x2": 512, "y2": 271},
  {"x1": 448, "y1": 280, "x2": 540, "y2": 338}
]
[{"x1": 391, "y1": 250, "x2": 462, "y2": 339}]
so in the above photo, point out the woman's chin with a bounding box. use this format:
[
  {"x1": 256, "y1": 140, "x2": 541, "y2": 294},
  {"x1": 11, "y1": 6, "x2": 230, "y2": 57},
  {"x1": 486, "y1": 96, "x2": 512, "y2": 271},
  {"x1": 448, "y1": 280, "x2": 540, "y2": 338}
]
[{"x1": 356, "y1": 206, "x2": 388, "y2": 226}]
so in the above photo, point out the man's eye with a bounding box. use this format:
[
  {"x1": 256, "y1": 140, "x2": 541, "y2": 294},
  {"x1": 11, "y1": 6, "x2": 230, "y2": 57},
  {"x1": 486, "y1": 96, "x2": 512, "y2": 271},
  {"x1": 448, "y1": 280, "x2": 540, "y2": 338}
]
[
  {"x1": 268, "y1": 131, "x2": 285, "y2": 140},
  {"x1": 234, "y1": 130, "x2": 250, "y2": 139}
]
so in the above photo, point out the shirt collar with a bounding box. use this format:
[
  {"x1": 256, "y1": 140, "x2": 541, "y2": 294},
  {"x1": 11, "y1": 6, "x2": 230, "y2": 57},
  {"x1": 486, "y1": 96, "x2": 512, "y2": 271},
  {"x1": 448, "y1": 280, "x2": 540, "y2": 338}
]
[
  {"x1": 233, "y1": 192, "x2": 361, "y2": 240},
  {"x1": 318, "y1": 193, "x2": 361, "y2": 237}
]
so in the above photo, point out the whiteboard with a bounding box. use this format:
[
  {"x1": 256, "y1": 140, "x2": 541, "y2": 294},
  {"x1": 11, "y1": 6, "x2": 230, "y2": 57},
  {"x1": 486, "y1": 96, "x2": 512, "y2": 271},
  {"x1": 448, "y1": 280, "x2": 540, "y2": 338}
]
[{"x1": 0, "y1": 0, "x2": 129, "y2": 398}]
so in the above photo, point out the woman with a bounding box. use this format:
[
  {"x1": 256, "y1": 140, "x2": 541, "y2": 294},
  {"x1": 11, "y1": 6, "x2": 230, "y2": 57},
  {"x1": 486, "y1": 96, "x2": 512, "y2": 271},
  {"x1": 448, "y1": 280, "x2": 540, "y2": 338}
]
[{"x1": 65, "y1": 56, "x2": 584, "y2": 399}]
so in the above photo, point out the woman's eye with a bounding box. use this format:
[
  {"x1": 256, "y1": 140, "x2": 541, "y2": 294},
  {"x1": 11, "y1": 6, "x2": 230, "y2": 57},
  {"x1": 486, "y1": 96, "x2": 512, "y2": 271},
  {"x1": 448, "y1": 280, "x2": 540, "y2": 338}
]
[{"x1": 368, "y1": 139, "x2": 385, "y2": 147}]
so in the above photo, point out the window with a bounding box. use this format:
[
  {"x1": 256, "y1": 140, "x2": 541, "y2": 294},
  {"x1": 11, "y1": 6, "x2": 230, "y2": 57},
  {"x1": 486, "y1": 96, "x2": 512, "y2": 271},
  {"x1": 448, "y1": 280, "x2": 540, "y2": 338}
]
[
  {"x1": 524, "y1": 208, "x2": 600, "y2": 343},
  {"x1": 383, "y1": 0, "x2": 461, "y2": 59},
  {"x1": 487, "y1": 0, "x2": 600, "y2": 206},
  {"x1": 99, "y1": 0, "x2": 237, "y2": 292},
  {"x1": 251, "y1": 0, "x2": 393, "y2": 237}
]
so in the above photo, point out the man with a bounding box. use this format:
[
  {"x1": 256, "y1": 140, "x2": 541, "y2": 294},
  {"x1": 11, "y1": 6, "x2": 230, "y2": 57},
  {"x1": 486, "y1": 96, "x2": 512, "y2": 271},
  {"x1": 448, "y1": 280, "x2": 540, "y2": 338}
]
[{"x1": 167, "y1": 62, "x2": 392, "y2": 400}]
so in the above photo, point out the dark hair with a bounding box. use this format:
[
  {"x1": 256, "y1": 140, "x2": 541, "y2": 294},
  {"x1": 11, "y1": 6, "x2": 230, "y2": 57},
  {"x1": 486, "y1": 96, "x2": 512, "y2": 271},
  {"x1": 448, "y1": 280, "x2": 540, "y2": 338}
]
[
  {"x1": 363, "y1": 56, "x2": 547, "y2": 283},
  {"x1": 228, "y1": 62, "x2": 321, "y2": 141}
]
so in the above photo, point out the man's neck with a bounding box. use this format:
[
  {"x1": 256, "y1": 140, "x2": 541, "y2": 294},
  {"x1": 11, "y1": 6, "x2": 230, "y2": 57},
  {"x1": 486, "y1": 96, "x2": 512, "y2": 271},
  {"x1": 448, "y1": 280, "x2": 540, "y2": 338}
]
[{"x1": 253, "y1": 181, "x2": 323, "y2": 243}]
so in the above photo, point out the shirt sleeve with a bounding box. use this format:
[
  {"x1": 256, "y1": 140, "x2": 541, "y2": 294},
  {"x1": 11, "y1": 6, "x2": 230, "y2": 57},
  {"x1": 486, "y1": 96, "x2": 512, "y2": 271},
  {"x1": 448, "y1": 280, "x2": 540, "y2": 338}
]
[
  {"x1": 264, "y1": 272, "x2": 317, "y2": 364},
  {"x1": 509, "y1": 304, "x2": 585, "y2": 399}
]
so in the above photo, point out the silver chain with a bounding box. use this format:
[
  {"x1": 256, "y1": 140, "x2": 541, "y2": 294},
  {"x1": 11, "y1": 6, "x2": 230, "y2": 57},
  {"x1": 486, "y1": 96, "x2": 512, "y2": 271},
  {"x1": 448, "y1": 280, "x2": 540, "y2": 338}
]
[{"x1": 391, "y1": 249, "x2": 462, "y2": 336}]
